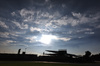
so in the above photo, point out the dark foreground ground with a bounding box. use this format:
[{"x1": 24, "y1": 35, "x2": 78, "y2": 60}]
[{"x1": 0, "y1": 61, "x2": 100, "y2": 66}]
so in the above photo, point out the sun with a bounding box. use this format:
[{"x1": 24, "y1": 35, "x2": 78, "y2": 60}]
[{"x1": 39, "y1": 35, "x2": 57, "y2": 45}]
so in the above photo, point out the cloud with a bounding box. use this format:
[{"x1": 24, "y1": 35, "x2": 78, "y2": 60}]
[
  {"x1": 26, "y1": 36, "x2": 37, "y2": 43},
  {"x1": 19, "y1": 8, "x2": 34, "y2": 17},
  {"x1": 12, "y1": 21, "x2": 28, "y2": 29},
  {"x1": 0, "y1": 21, "x2": 9, "y2": 28},
  {"x1": 25, "y1": 35, "x2": 71, "y2": 44},
  {"x1": 6, "y1": 40, "x2": 16, "y2": 43},
  {"x1": 42, "y1": 12, "x2": 100, "y2": 27},
  {"x1": 76, "y1": 28, "x2": 92, "y2": 33},
  {"x1": 85, "y1": 32, "x2": 95, "y2": 34},
  {"x1": 18, "y1": 9, "x2": 67, "y2": 28},
  {"x1": 1, "y1": 8, "x2": 99, "y2": 47},
  {"x1": 33, "y1": 11, "x2": 67, "y2": 28},
  {"x1": 72, "y1": 12, "x2": 82, "y2": 18},
  {"x1": 31, "y1": 11, "x2": 100, "y2": 28},
  {"x1": 45, "y1": 0, "x2": 49, "y2": 2},
  {"x1": 0, "y1": 32, "x2": 9, "y2": 38},
  {"x1": 71, "y1": 12, "x2": 100, "y2": 26},
  {"x1": 30, "y1": 27, "x2": 41, "y2": 32},
  {"x1": 62, "y1": 4, "x2": 66, "y2": 8},
  {"x1": 40, "y1": 12, "x2": 54, "y2": 18},
  {"x1": 50, "y1": 19, "x2": 68, "y2": 26},
  {"x1": 96, "y1": 25, "x2": 100, "y2": 28},
  {"x1": 0, "y1": 31, "x2": 21, "y2": 39},
  {"x1": 48, "y1": 4, "x2": 53, "y2": 9},
  {"x1": 19, "y1": 8, "x2": 35, "y2": 22},
  {"x1": 11, "y1": 12, "x2": 16, "y2": 16},
  {"x1": 0, "y1": 40, "x2": 16, "y2": 46},
  {"x1": 56, "y1": 37, "x2": 71, "y2": 41},
  {"x1": 9, "y1": 43, "x2": 29, "y2": 47},
  {"x1": 46, "y1": 12, "x2": 100, "y2": 27}
]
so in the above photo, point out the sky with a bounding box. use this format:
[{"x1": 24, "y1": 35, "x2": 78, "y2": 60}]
[{"x1": 0, "y1": 0, "x2": 100, "y2": 55}]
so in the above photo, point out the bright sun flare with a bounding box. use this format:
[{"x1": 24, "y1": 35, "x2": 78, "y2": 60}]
[{"x1": 39, "y1": 35, "x2": 57, "y2": 45}]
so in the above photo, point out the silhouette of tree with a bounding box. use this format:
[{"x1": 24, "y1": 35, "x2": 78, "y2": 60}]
[
  {"x1": 85, "y1": 51, "x2": 91, "y2": 57},
  {"x1": 82, "y1": 51, "x2": 92, "y2": 62}
]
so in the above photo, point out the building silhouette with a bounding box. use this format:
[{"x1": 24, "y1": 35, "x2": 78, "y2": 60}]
[
  {"x1": 38, "y1": 49, "x2": 80, "y2": 62},
  {"x1": 45, "y1": 49, "x2": 78, "y2": 58},
  {"x1": 0, "y1": 49, "x2": 37, "y2": 61},
  {"x1": 0, "y1": 49, "x2": 99, "y2": 62}
]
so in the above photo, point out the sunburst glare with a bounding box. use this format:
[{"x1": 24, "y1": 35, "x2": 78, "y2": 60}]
[{"x1": 39, "y1": 35, "x2": 57, "y2": 45}]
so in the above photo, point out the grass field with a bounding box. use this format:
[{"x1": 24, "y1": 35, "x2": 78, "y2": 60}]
[{"x1": 0, "y1": 61, "x2": 100, "y2": 66}]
